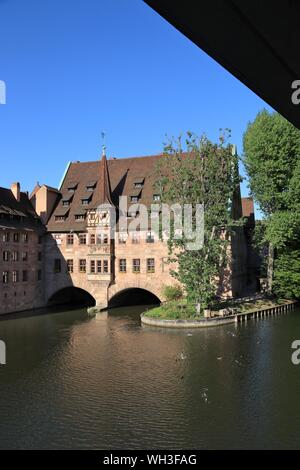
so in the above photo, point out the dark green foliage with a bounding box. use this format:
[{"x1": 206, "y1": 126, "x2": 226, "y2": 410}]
[
  {"x1": 162, "y1": 285, "x2": 183, "y2": 302},
  {"x1": 243, "y1": 110, "x2": 300, "y2": 298},
  {"x1": 155, "y1": 131, "x2": 242, "y2": 311}
]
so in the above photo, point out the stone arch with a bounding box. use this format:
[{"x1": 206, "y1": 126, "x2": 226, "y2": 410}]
[
  {"x1": 108, "y1": 281, "x2": 163, "y2": 308},
  {"x1": 47, "y1": 286, "x2": 96, "y2": 307}
]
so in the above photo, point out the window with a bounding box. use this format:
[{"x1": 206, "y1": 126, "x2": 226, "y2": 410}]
[
  {"x1": 90, "y1": 260, "x2": 95, "y2": 273},
  {"x1": 22, "y1": 270, "x2": 28, "y2": 282},
  {"x1": 134, "y1": 182, "x2": 143, "y2": 188},
  {"x1": 38, "y1": 251, "x2": 42, "y2": 261},
  {"x1": 55, "y1": 215, "x2": 66, "y2": 222},
  {"x1": 3, "y1": 251, "x2": 9, "y2": 261},
  {"x1": 12, "y1": 271, "x2": 19, "y2": 283},
  {"x1": 79, "y1": 259, "x2": 86, "y2": 273},
  {"x1": 67, "y1": 233, "x2": 74, "y2": 245},
  {"x1": 22, "y1": 252, "x2": 28, "y2": 261},
  {"x1": 81, "y1": 199, "x2": 90, "y2": 205},
  {"x1": 118, "y1": 233, "x2": 127, "y2": 244},
  {"x1": 22, "y1": 233, "x2": 28, "y2": 243},
  {"x1": 67, "y1": 259, "x2": 73, "y2": 273},
  {"x1": 2, "y1": 271, "x2": 8, "y2": 284},
  {"x1": 132, "y1": 259, "x2": 140, "y2": 273},
  {"x1": 2, "y1": 233, "x2": 9, "y2": 242},
  {"x1": 97, "y1": 260, "x2": 102, "y2": 273},
  {"x1": 103, "y1": 234, "x2": 108, "y2": 244},
  {"x1": 119, "y1": 259, "x2": 126, "y2": 272},
  {"x1": 54, "y1": 259, "x2": 61, "y2": 273},
  {"x1": 79, "y1": 234, "x2": 87, "y2": 245},
  {"x1": 13, "y1": 233, "x2": 19, "y2": 242},
  {"x1": 103, "y1": 260, "x2": 108, "y2": 273},
  {"x1": 67, "y1": 182, "x2": 77, "y2": 192},
  {"x1": 147, "y1": 258, "x2": 155, "y2": 273},
  {"x1": 62, "y1": 200, "x2": 69, "y2": 206},
  {"x1": 153, "y1": 194, "x2": 160, "y2": 202},
  {"x1": 146, "y1": 232, "x2": 155, "y2": 243},
  {"x1": 75, "y1": 214, "x2": 85, "y2": 221},
  {"x1": 86, "y1": 181, "x2": 97, "y2": 191},
  {"x1": 90, "y1": 234, "x2": 96, "y2": 245},
  {"x1": 131, "y1": 233, "x2": 140, "y2": 244},
  {"x1": 37, "y1": 270, "x2": 42, "y2": 281},
  {"x1": 12, "y1": 251, "x2": 19, "y2": 261},
  {"x1": 130, "y1": 196, "x2": 139, "y2": 203}
]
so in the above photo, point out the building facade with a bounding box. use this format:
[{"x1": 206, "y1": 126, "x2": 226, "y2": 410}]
[
  {"x1": 0, "y1": 183, "x2": 45, "y2": 314},
  {"x1": 0, "y1": 152, "x2": 255, "y2": 315},
  {"x1": 40, "y1": 151, "x2": 252, "y2": 310}
]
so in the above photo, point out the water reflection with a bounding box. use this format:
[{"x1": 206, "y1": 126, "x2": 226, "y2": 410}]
[{"x1": 0, "y1": 304, "x2": 299, "y2": 449}]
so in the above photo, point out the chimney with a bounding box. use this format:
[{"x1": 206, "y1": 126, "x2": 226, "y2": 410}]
[{"x1": 11, "y1": 182, "x2": 20, "y2": 202}]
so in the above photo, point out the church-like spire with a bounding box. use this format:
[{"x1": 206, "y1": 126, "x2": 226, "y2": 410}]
[{"x1": 99, "y1": 148, "x2": 114, "y2": 206}]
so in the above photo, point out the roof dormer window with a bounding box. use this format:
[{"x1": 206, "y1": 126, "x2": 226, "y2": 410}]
[
  {"x1": 81, "y1": 193, "x2": 92, "y2": 205},
  {"x1": 86, "y1": 181, "x2": 97, "y2": 191},
  {"x1": 134, "y1": 177, "x2": 144, "y2": 187},
  {"x1": 67, "y1": 182, "x2": 78, "y2": 192}
]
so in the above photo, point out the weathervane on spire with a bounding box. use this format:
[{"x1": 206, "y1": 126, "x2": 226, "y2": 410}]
[{"x1": 101, "y1": 131, "x2": 106, "y2": 157}]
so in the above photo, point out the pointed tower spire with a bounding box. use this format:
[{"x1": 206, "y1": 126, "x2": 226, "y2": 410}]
[{"x1": 99, "y1": 150, "x2": 114, "y2": 206}]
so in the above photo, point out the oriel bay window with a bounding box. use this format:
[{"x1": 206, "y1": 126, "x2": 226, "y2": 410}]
[
  {"x1": 97, "y1": 260, "x2": 101, "y2": 273},
  {"x1": 132, "y1": 259, "x2": 140, "y2": 273},
  {"x1": 79, "y1": 259, "x2": 86, "y2": 273},
  {"x1": 90, "y1": 260, "x2": 102, "y2": 273},
  {"x1": 103, "y1": 260, "x2": 108, "y2": 273},
  {"x1": 90, "y1": 260, "x2": 96, "y2": 273},
  {"x1": 147, "y1": 258, "x2": 155, "y2": 273},
  {"x1": 119, "y1": 259, "x2": 126, "y2": 272}
]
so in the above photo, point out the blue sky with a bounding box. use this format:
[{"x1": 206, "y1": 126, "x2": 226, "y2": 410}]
[{"x1": 0, "y1": 0, "x2": 272, "y2": 214}]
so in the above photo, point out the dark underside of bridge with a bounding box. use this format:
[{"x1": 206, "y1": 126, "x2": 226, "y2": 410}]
[
  {"x1": 144, "y1": 0, "x2": 300, "y2": 130},
  {"x1": 48, "y1": 287, "x2": 96, "y2": 308},
  {"x1": 108, "y1": 288, "x2": 160, "y2": 308}
]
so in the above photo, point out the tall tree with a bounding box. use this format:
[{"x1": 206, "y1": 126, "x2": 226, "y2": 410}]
[
  {"x1": 155, "y1": 131, "x2": 242, "y2": 313},
  {"x1": 243, "y1": 110, "x2": 300, "y2": 295}
]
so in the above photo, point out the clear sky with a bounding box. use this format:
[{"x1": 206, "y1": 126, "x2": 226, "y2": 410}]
[{"x1": 0, "y1": 0, "x2": 272, "y2": 213}]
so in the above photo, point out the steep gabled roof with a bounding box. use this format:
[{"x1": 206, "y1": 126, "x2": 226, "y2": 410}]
[{"x1": 0, "y1": 186, "x2": 43, "y2": 231}]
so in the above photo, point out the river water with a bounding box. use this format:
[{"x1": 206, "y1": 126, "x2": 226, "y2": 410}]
[{"x1": 0, "y1": 304, "x2": 300, "y2": 449}]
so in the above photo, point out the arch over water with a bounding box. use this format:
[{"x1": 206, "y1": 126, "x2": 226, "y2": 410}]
[
  {"x1": 108, "y1": 288, "x2": 161, "y2": 308},
  {"x1": 48, "y1": 287, "x2": 96, "y2": 307}
]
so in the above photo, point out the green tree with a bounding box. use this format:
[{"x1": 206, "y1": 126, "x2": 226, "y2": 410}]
[
  {"x1": 155, "y1": 131, "x2": 242, "y2": 313},
  {"x1": 243, "y1": 110, "x2": 300, "y2": 295}
]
